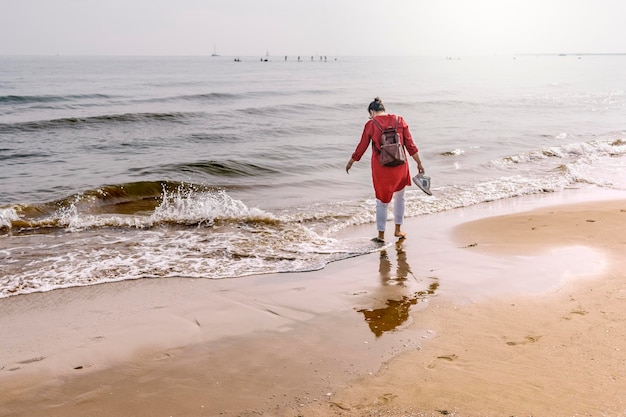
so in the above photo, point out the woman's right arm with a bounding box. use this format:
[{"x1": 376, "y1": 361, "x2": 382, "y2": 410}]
[{"x1": 346, "y1": 122, "x2": 373, "y2": 174}]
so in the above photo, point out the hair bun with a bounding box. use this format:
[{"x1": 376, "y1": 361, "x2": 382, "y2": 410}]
[{"x1": 368, "y1": 97, "x2": 385, "y2": 113}]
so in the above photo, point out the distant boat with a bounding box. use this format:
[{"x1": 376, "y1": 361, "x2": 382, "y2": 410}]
[{"x1": 211, "y1": 44, "x2": 219, "y2": 57}]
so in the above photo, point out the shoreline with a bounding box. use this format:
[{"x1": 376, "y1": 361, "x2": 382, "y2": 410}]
[{"x1": 1, "y1": 188, "x2": 625, "y2": 416}]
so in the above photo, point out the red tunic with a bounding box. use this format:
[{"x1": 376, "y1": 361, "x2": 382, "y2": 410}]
[{"x1": 351, "y1": 114, "x2": 419, "y2": 203}]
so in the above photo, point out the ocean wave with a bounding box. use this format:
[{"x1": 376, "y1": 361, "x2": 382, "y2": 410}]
[
  {"x1": 184, "y1": 132, "x2": 243, "y2": 144},
  {"x1": 236, "y1": 101, "x2": 348, "y2": 118},
  {"x1": 159, "y1": 160, "x2": 280, "y2": 177},
  {"x1": 136, "y1": 89, "x2": 332, "y2": 106},
  {"x1": 491, "y1": 137, "x2": 626, "y2": 167},
  {"x1": 0, "y1": 185, "x2": 380, "y2": 298},
  {"x1": 0, "y1": 111, "x2": 204, "y2": 133},
  {"x1": 1, "y1": 152, "x2": 622, "y2": 298},
  {"x1": 1, "y1": 182, "x2": 275, "y2": 234},
  {"x1": 327, "y1": 152, "x2": 624, "y2": 234},
  {"x1": 0, "y1": 93, "x2": 113, "y2": 105},
  {"x1": 0, "y1": 151, "x2": 51, "y2": 162},
  {"x1": 3, "y1": 137, "x2": 623, "y2": 236},
  {"x1": 0, "y1": 207, "x2": 20, "y2": 230},
  {"x1": 140, "y1": 92, "x2": 239, "y2": 104},
  {"x1": 401, "y1": 139, "x2": 626, "y2": 220},
  {"x1": 173, "y1": 92, "x2": 238, "y2": 101},
  {"x1": 440, "y1": 149, "x2": 465, "y2": 156},
  {"x1": 0, "y1": 223, "x2": 378, "y2": 298},
  {"x1": 0, "y1": 160, "x2": 608, "y2": 299}
]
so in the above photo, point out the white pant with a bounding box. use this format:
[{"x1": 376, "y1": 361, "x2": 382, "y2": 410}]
[{"x1": 376, "y1": 189, "x2": 405, "y2": 232}]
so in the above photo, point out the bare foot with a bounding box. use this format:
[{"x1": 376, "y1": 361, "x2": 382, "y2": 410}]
[{"x1": 394, "y1": 231, "x2": 407, "y2": 239}]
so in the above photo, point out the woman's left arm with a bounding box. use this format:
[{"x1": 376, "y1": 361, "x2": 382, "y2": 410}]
[
  {"x1": 411, "y1": 152, "x2": 425, "y2": 174},
  {"x1": 401, "y1": 117, "x2": 425, "y2": 174}
]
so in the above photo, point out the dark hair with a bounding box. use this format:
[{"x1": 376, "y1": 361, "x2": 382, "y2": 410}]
[{"x1": 368, "y1": 97, "x2": 385, "y2": 112}]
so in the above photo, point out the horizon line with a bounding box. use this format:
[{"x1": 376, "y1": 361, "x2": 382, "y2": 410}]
[{"x1": 1, "y1": 52, "x2": 626, "y2": 58}]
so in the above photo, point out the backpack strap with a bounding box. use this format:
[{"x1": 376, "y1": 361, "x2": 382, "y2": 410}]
[
  {"x1": 370, "y1": 117, "x2": 384, "y2": 133},
  {"x1": 370, "y1": 116, "x2": 401, "y2": 154},
  {"x1": 370, "y1": 118, "x2": 382, "y2": 154},
  {"x1": 371, "y1": 116, "x2": 399, "y2": 136}
]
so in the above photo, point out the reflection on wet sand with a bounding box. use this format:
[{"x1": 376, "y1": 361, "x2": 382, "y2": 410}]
[{"x1": 358, "y1": 241, "x2": 439, "y2": 337}]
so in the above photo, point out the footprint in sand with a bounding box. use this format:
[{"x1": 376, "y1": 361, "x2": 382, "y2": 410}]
[
  {"x1": 152, "y1": 351, "x2": 174, "y2": 361},
  {"x1": 428, "y1": 354, "x2": 458, "y2": 369},
  {"x1": 436, "y1": 354, "x2": 458, "y2": 361},
  {"x1": 562, "y1": 309, "x2": 589, "y2": 320},
  {"x1": 506, "y1": 335, "x2": 542, "y2": 346},
  {"x1": 8, "y1": 356, "x2": 46, "y2": 371},
  {"x1": 376, "y1": 393, "x2": 397, "y2": 405},
  {"x1": 330, "y1": 392, "x2": 399, "y2": 410},
  {"x1": 571, "y1": 309, "x2": 588, "y2": 315},
  {"x1": 17, "y1": 356, "x2": 46, "y2": 364},
  {"x1": 329, "y1": 401, "x2": 351, "y2": 411}
]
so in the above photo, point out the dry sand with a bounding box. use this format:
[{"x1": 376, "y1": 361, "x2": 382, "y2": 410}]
[{"x1": 1, "y1": 189, "x2": 625, "y2": 417}]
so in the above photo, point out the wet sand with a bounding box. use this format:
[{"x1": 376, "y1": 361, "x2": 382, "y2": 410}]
[
  {"x1": 1, "y1": 189, "x2": 625, "y2": 417},
  {"x1": 300, "y1": 195, "x2": 626, "y2": 417}
]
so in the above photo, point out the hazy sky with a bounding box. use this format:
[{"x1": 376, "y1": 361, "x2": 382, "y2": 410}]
[{"x1": 1, "y1": 0, "x2": 624, "y2": 56}]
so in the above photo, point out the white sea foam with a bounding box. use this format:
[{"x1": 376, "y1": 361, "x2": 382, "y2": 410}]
[
  {"x1": 0, "y1": 207, "x2": 20, "y2": 229},
  {"x1": 0, "y1": 231, "x2": 375, "y2": 298},
  {"x1": 491, "y1": 139, "x2": 626, "y2": 168},
  {"x1": 152, "y1": 188, "x2": 273, "y2": 225},
  {"x1": 29, "y1": 188, "x2": 277, "y2": 232}
]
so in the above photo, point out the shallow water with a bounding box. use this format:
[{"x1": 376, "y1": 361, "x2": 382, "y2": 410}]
[{"x1": 1, "y1": 55, "x2": 625, "y2": 297}]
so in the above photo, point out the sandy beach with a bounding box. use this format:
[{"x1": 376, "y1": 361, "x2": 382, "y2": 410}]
[{"x1": 1, "y1": 189, "x2": 625, "y2": 417}]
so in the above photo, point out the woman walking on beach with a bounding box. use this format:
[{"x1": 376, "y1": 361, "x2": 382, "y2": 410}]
[{"x1": 345, "y1": 97, "x2": 425, "y2": 242}]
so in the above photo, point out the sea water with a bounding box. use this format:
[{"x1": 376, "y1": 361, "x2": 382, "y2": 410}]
[{"x1": 1, "y1": 55, "x2": 625, "y2": 297}]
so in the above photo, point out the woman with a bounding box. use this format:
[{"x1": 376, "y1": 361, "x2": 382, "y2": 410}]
[{"x1": 345, "y1": 97, "x2": 425, "y2": 242}]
